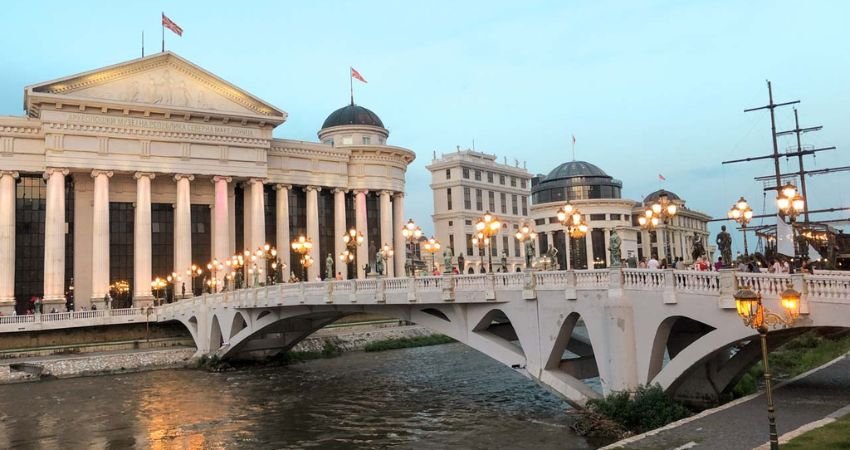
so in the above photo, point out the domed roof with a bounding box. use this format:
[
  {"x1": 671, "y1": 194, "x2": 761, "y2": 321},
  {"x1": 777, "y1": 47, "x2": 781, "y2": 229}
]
[
  {"x1": 321, "y1": 104, "x2": 384, "y2": 129},
  {"x1": 644, "y1": 189, "x2": 681, "y2": 204},
  {"x1": 545, "y1": 161, "x2": 609, "y2": 180}
]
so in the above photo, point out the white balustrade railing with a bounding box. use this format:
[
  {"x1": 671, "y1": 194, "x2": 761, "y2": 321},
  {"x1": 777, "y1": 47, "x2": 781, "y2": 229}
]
[
  {"x1": 622, "y1": 269, "x2": 666, "y2": 290},
  {"x1": 454, "y1": 274, "x2": 488, "y2": 290},
  {"x1": 495, "y1": 272, "x2": 526, "y2": 288},
  {"x1": 303, "y1": 281, "x2": 327, "y2": 291},
  {"x1": 0, "y1": 308, "x2": 146, "y2": 326},
  {"x1": 415, "y1": 276, "x2": 444, "y2": 290},
  {"x1": 673, "y1": 270, "x2": 720, "y2": 294},
  {"x1": 331, "y1": 280, "x2": 355, "y2": 293},
  {"x1": 355, "y1": 279, "x2": 378, "y2": 292},
  {"x1": 384, "y1": 278, "x2": 410, "y2": 291},
  {"x1": 576, "y1": 270, "x2": 609, "y2": 288},
  {"x1": 534, "y1": 271, "x2": 571, "y2": 287},
  {"x1": 805, "y1": 275, "x2": 850, "y2": 301},
  {"x1": 735, "y1": 273, "x2": 790, "y2": 298},
  {"x1": 813, "y1": 269, "x2": 850, "y2": 277},
  {"x1": 0, "y1": 314, "x2": 36, "y2": 325}
]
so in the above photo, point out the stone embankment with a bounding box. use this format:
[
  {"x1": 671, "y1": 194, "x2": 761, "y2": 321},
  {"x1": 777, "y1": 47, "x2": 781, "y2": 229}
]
[{"x1": 292, "y1": 323, "x2": 434, "y2": 353}]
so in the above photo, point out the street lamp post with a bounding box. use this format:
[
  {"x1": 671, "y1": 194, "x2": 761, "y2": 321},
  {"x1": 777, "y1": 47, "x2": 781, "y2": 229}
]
[
  {"x1": 342, "y1": 228, "x2": 364, "y2": 278},
  {"x1": 776, "y1": 183, "x2": 806, "y2": 261},
  {"x1": 423, "y1": 236, "x2": 441, "y2": 274},
  {"x1": 639, "y1": 192, "x2": 678, "y2": 264},
  {"x1": 151, "y1": 277, "x2": 167, "y2": 305},
  {"x1": 728, "y1": 196, "x2": 754, "y2": 256},
  {"x1": 186, "y1": 264, "x2": 203, "y2": 297},
  {"x1": 401, "y1": 219, "x2": 422, "y2": 277},
  {"x1": 556, "y1": 203, "x2": 588, "y2": 270},
  {"x1": 291, "y1": 235, "x2": 313, "y2": 282},
  {"x1": 471, "y1": 233, "x2": 488, "y2": 273},
  {"x1": 734, "y1": 284, "x2": 801, "y2": 450},
  {"x1": 475, "y1": 212, "x2": 501, "y2": 273},
  {"x1": 515, "y1": 222, "x2": 538, "y2": 270},
  {"x1": 206, "y1": 259, "x2": 223, "y2": 293},
  {"x1": 379, "y1": 242, "x2": 394, "y2": 276}
]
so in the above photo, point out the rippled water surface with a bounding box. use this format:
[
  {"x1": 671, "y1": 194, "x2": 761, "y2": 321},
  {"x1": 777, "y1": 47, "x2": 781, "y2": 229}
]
[{"x1": 0, "y1": 343, "x2": 590, "y2": 449}]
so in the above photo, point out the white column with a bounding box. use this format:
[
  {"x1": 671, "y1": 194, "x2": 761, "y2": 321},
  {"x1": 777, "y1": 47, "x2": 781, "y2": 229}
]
[
  {"x1": 565, "y1": 234, "x2": 573, "y2": 270},
  {"x1": 603, "y1": 229, "x2": 611, "y2": 267},
  {"x1": 174, "y1": 174, "x2": 193, "y2": 297},
  {"x1": 212, "y1": 176, "x2": 231, "y2": 278},
  {"x1": 392, "y1": 193, "x2": 405, "y2": 277},
  {"x1": 90, "y1": 170, "x2": 113, "y2": 302},
  {"x1": 355, "y1": 190, "x2": 369, "y2": 279},
  {"x1": 275, "y1": 184, "x2": 291, "y2": 280},
  {"x1": 379, "y1": 190, "x2": 393, "y2": 277},
  {"x1": 333, "y1": 188, "x2": 347, "y2": 279},
  {"x1": 133, "y1": 173, "x2": 155, "y2": 304},
  {"x1": 305, "y1": 186, "x2": 320, "y2": 280},
  {"x1": 0, "y1": 171, "x2": 18, "y2": 311},
  {"x1": 249, "y1": 178, "x2": 266, "y2": 252},
  {"x1": 585, "y1": 231, "x2": 595, "y2": 269}
]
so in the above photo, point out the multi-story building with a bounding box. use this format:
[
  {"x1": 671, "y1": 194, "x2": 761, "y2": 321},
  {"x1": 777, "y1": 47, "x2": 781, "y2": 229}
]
[
  {"x1": 427, "y1": 149, "x2": 532, "y2": 273},
  {"x1": 0, "y1": 51, "x2": 414, "y2": 314}
]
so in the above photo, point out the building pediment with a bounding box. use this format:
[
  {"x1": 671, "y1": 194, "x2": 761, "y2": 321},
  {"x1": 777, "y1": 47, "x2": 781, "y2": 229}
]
[{"x1": 26, "y1": 52, "x2": 286, "y2": 124}]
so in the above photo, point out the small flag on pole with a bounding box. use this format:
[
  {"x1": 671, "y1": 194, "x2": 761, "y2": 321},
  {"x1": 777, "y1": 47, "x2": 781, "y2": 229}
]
[
  {"x1": 162, "y1": 13, "x2": 183, "y2": 37},
  {"x1": 572, "y1": 134, "x2": 576, "y2": 145},
  {"x1": 350, "y1": 67, "x2": 367, "y2": 83},
  {"x1": 658, "y1": 173, "x2": 666, "y2": 181}
]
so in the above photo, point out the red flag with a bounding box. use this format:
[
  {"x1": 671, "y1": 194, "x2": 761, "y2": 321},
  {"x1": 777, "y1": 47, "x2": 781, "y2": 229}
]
[
  {"x1": 350, "y1": 67, "x2": 367, "y2": 83},
  {"x1": 162, "y1": 13, "x2": 183, "y2": 37},
  {"x1": 658, "y1": 173, "x2": 666, "y2": 181}
]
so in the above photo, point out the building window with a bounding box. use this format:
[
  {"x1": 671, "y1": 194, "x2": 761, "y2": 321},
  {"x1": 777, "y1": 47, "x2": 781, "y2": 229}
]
[
  {"x1": 445, "y1": 168, "x2": 451, "y2": 180},
  {"x1": 488, "y1": 191, "x2": 495, "y2": 211},
  {"x1": 447, "y1": 188, "x2": 453, "y2": 211},
  {"x1": 500, "y1": 193, "x2": 507, "y2": 214},
  {"x1": 466, "y1": 233, "x2": 474, "y2": 256},
  {"x1": 521, "y1": 197, "x2": 528, "y2": 216},
  {"x1": 487, "y1": 172, "x2": 494, "y2": 183},
  {"x1": 463, "y1": 168, "x2": 470, "y2": 179},
  {"x1": 510, "y1": 176, "x2": 517, "y2": 187},
  {"x1": 448, "y1": 220, "x2": 453, "y2": 226},
  {"x1": 449, "y1": 234, "x2": 455, "y2": 253},
  {"x1": 521, "y1": 179, "x2": 527, "y2": 189},
  {"x1": 535, "y1": 218, "x2": 545, "y2": 226},
  {"x1": 190, "y1": 205, "x2": 211, "y2": 277},
  {"x1": 502, "y1": 236, "x2": 509, "y2": 263},
  {"x1": 512, "y1": 195, "x2": 518, "y2": 215},
  {"x1": 624, "y1": 214, "x2": 630, "y2": 223},
  {"x1": 109, "y1": 202, "x2": 135, "y2": 305},
  {"x1": 465, "y1": 220, "x2": 472, "y2": 225},
  {"x1": 610, "y1": 214, "x2": 621, "y2": 221},
  {"x1": 499, "y1": 174, "x2": 506, "y2": 185},
  {"x1": 474, "y1": 170, "x2": 482, "y2": 181},
  {"x1": 151, "y1": 203, "x2": 174, "y2": 281},
  {"x1": 590, "y1": 214, "x2": 606, "y2": 221},
  {"x1": 15, "y1": 176, "x2": 46, "y2": 312},
  {"x1": 475, "y1": 189, "x2": 483, "y2": 211},
  {"x1": 362, "y1": 136, "x2": 371, "y2": 145},
  {"x1": 514, "y1": 234, "x2": 520, "y2": 257},
  {"x1": 323, "y1": 139, "x2": 333, "y2": 146},
  {"x1": 464, "y1": 187, "x2": 471, "y2": 210}
]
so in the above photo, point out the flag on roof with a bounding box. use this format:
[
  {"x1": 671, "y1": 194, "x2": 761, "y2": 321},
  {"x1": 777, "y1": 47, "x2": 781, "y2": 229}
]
[
  {"x1": 350, "y1": 67, "x2": 367, "y2": 83},
  {"x1": 162, "y1": 13, "x2": 183, "y2": 37}
]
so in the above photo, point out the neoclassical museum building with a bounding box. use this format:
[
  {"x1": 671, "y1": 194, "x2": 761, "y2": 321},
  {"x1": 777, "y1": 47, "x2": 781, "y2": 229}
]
[
  {"x1": 529, "y1": 160, "x2": 712, "y2": 270},
  {"x1": 0, "y1": 52, "x2": 414, "y2": 313}
]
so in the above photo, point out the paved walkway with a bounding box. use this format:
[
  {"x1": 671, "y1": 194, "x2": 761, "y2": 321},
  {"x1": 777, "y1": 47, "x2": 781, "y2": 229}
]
[{"x1": 607, "y1": 354, "x2": 850, "y2": 450}]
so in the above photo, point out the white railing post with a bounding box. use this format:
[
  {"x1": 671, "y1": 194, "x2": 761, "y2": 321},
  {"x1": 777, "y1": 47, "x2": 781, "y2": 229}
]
[
  {"x1": 663, "y1": 268, "x2": 676, "y2": 304},
  {"x1": 442, "y1": 275, "x2": 455, "y2": 302},
  {"x1": 792, "y1": 273, "x2": 808, "y2": 314},
  {"x1": 377, "y1": 278, "x2": 386, "y2": 303},
  {"x1": 486, "y1": 272, "x2": 496, "y2": 301},
  {"x1": 407, "y1": 276, "x2": 417, "y2": 302},
  {"x1": 718, "y1": 269, "x2": 736, "y2": 309},
  {"x1": 325, "y1": 281, "x2": 334, "y2": 304},
  {"x1": 523, "y1": 270, "x2": 537, "y2": 300}
]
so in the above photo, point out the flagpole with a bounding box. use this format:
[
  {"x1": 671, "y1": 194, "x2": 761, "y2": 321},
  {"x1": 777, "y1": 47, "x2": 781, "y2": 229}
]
[
  {"x1": 349, "y1": 67, "x2": 354, "y2": 105},
  {"x1": 142, "y1": 31, "x2": 145, "y2": 57},
  {"x1": 161, "y1": 12, "x2": 165, "y2": 52},
  {"x1": 571, "y1": 139, "x2": 575, "y2": 161}
]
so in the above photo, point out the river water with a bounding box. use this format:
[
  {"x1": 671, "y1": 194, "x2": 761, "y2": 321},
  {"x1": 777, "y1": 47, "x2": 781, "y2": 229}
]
[{"x1": 0, "y1": 343, "x2": 591, "y2": 449}]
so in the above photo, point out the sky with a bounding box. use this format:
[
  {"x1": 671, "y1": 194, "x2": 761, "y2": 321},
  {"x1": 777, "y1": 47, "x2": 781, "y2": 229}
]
[{"x1": 2, "y1": 0, "x2": 849, "y2": 254}]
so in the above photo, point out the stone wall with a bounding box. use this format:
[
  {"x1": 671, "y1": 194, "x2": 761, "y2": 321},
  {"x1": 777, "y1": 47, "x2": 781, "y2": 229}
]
[
  {"x1": 0, "y1": 322, "x2": 190, "y2": 351},
  {"x1": 292, "y1": 324, "x2": 435, "y2": 353}
]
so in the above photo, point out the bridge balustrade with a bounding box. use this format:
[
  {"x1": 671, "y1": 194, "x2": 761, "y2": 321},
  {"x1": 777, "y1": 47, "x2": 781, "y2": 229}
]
[
  {"x1": 673, "y1": 270, "x2": 719, "y2": 294},
  {"x1": 575, "y1": 269, "x2": 609, "y2": 288},
  {"x1": 735, "y1": 272, "x2": 790, "y2": 298},
  {"x1": 623, "y1": 269, "x2": 667, "y2": 290},
  {"x1": 805, "y1": 275, "x2": 850, "y2": 302}
]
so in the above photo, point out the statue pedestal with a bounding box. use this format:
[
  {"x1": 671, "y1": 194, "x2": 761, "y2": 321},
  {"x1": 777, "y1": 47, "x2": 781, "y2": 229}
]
[{"x1": 367, "y1": 273, "x2": 382, "y2": 279}]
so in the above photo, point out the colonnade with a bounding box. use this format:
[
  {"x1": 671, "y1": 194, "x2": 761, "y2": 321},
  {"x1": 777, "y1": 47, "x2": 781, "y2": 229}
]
[{"x1": 0, "y1": 169, "x2": 406, "y2": 311}]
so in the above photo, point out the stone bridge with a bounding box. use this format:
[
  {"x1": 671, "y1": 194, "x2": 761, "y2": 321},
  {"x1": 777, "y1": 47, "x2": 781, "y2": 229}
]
[{"x1": 150, "y1": 269, "x2": 850, "y2": 407}]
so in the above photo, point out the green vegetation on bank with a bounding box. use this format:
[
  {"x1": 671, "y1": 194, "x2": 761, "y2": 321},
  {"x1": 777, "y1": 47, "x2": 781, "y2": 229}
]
[
  {"x1": 278, "y1": 341, "x2": 342, "y2": 362},
  {"x1": 733, "y1": 332, "x2": 850, "y2": 397},
  {"x1": 783, "y1": 414, "x2": 850, "y2": 450},
  {"x1": 364, "y1": 334, "x2": 455, "y2": 352}
]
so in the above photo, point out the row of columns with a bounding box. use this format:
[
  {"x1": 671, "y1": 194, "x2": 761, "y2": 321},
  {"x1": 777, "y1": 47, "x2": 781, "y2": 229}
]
[{"x1": 0, "y1": 170, "x2": 407, "y2": 311}]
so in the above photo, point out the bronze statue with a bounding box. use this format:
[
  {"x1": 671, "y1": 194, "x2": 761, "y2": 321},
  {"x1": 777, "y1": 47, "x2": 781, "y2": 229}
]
[{"x1": 716, "y1": 226, "x2": 732, "y2": 268}]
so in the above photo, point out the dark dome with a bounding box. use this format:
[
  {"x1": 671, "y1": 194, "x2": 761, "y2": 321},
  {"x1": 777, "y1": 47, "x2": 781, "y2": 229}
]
[
  {"x1": 644, "y1": 189, "x2": 681, "y2": 204},
  {"x1": 321, "y1": 104, "x2": 384, "y2": 129},
  {"x1": 546, "y1": 161, "x2": 609, "y2": 179},
  {"x1": 531, "y1": 160, "x2": 622, "y2": 204}
]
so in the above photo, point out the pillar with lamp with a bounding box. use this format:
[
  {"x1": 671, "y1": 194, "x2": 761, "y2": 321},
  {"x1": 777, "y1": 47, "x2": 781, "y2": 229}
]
[
  {"x1": 776, "y1": 183, "x2": 806, "y2": 262},
  {"x1": 291, "y1": 235, "x2": 313, "y2": 282},
  {"x1": 342, "y1": 228, "x2": 364, "y2": 279},
  {"x1": 401, "y1": 219, "x2": 422, "y2": 276},
  {"x1": 638, "y1": 191, "x2": 678, "y2": 264},
  {"x1": 734, "y1": 283, "x2": 801, "y2": 450},
  {"x1": 423, "y1": 236, "x2": 441, "y2": 274},
  {"x1": 515, "y1": 222, "x2": 538, "y2": 270},
  {"x1": 727, "y1": 196, "x2": 754, "y2": 257},
  {"x1": 556, "y1": 203, "x2": 588, "y2": 270},
  {"x1": 474, "y1": 212, "x2": 501, "y2": 273}
]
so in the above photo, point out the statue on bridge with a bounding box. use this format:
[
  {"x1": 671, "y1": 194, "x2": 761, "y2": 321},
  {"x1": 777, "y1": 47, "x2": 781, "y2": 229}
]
[
  {"x1": 609, "y1": 230, "x2": 622, "y2": 267},
  {"x1": 546, "y1": 244, "x2": 558, "y2": 269},
  {"x1": 716, "y1": 226, "x2": 732, "y2": 268},
  {"x1": 524, "y1": 238, "x2": 535, "y2": 268},
  {"x1": 443, "y1": 246, "x2": 454, "y2": 274},
  {"x1": 326, "y1": 254, "x2": 334, "y2": 280},
  {"x1": 375, "y1": 251, "x2": 384, "y2": 275},
  {"x1": 692, "y1": 233, "x2": 706, "y2": 261},
  {"x1": 457, "y1": 253, "x2": 465, "y2": 273},
  {"x1": 500, "y1": 251, "x2": 508, "y2": 272}
]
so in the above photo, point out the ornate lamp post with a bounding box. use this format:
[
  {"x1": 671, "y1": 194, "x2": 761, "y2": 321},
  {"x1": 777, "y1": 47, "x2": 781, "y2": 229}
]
[
  {"x1": 291, "y1": 235, "x2": 313, "y2": 282},
  {"x1": 776, "y1": 183, "x2": 806, "y2": 260},
  {"x1": 515, "y1": 222, "x2": 538, "y2": 270},
  {"x1": 401, "y1": 219, "x2": 422, "y2": 276},
  {"x1": 734, "y1": 284, "x2": 801, "y2": 450},
  {"x1": 475, "y1": 212, "x2": 501, "y2": 273},
  {"x1": 151, "y1": 277, "x2": 167, "y2": 305},
  {"x1": 728, "y1": 196, "x2": 754, "y2": 256},
  {"x1": 423, "y1": 236, "x2": 441, "y2": 274},
  {"x1": 165, "y1": 271, "x2": 182, "y2": 302},
  {"x1": 186, "y1": 264, "x2": 203, "y2": 297},
  {"x1": 206, "y1": 259, "x2": 223, "y2": 293},
  {"x1": 471, "y1": 232, "x2": 489, "y2": 272},
  {"x1": 342, "y1": 228, "x2": 364, "y2": 278},
  {"x1": 556, "y1": 203, "x2": 588, "y2": 270},
  {"x1": 639, "y1": 192, "x2": 678, "y2": 263},
  {"x1": 379, "y1": 242, "x2": 394, "y2": 276}
]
